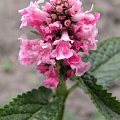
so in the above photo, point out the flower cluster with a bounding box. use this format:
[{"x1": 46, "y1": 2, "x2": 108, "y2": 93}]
[{"x1": 19, "y1": 0, "x2": 100, "y2": 88}]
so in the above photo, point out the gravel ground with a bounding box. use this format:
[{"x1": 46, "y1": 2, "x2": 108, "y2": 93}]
[{"x1": 0, "y1": 0, "x2": 120, "y2": 120}]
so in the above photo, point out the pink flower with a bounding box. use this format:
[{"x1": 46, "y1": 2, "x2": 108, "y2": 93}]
[
  {"x1": 40, "y1": 26, "x2": 51, "y2": 34},
  {"x1": 52, "y1": 41, "x2": 73, "y2": 60},
  {"x1": 19, "y1": 38, "x2": 39, "y2": 65},
  {"x1": 72, "y1": 41, "x2": 82, "y2": 52},
  {"x1": 64, "y1": 20, "x2": 71, "y2": 27},
  {"x1": 37, "y1": 64, "x2": 49, "y2": 74},
  {"x1": 68, "y1": 54, "x2": 90, "y2": 76},
  {"x1": 75, "y1": 62, "x2": 91, "y2": 76},
  {"x1": 61, "y1": 31, "x2": 73, "y2": 43},
  {"x1": 68, "y1": 0, "x2": 82, "y2": 13},
  {"x1": 19, "y1": 1, "x2": 48, "y2": 29},
  {"x1": 56, "y1": 5, "x2": 63, "y2": 13},
  {"x1": 43, "y1": 66, "x2": 59, "y2": 88},
  {"x1": 68, "y1": 53, "x2": 81, "y2": 64},
  {"x1": 66, "y1": 69, "x2": 75, "y2": 78},
  {"x1": 49, "y1": 21, "x2": 62, "y2": 31},
  {"x1": 18, "y1": 0, "x2": 100, "y2": 88},
  {"x1": 51, "y1": 14, "x2": 57, "y2": 19},
  {"x1": 72, "y1": 12, "x2": 100, "y2": 24},
  {"x1": 19, "y1": 38, "x2": 55, "y2": 66},
  {"x1": 68, "y1": 53, "x2": 90, "y2": 76},
  {"x1": 42, "y1": 2, "x2": 52, "y2": 12}
]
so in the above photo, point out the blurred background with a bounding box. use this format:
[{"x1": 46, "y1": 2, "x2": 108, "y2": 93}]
[{"x1": 0, "y1": 0, "x2": 120, "y2": 120}]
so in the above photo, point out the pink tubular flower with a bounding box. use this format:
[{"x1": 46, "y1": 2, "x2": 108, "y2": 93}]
[
  {"x1": 74, "y1": 62, "x2": 91, "y2": 76},
  {"x1": 61, "y1": 31, "x2": 73, "y2": 43},
  {"x1": 19, "y1": 0, "x2": 100, "y2": 88},
  {"x1": 19, "y1": 38, "x2": 55, "y2": 66},
  {"x1": 49, "y1": 21, "x2": 62, "y2": 31},
  {"x1": 66, "y1": 69, "x2": 75, "y2": 78},
  {"x1": 19, "y1": 38, "x2": 39, "y2": 65},
  {"x1": 67, "y1": 53, "x2": 90, "y2": 76},
  {"x1": 37, "y1": 64, "x2": 49, "y2": 74},
  {"x1": 43, "y1": 66, "x2": 59, "y2": 88},
  {"x1": 19, "y1": 1, "x2": 48, "y2": 29},
  {"x1": 52, "y1": 41, "x2": 73, "y2": 60}
]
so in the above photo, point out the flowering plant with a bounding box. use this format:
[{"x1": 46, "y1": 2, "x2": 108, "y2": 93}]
[
  {"x1": 18, "y1": 0, "x2": 99, "y2": 88},
  {"x1": 0, "y1": 0, "x2": 120, "y2": 120}
]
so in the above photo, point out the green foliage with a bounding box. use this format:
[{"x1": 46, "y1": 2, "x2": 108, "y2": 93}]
[
  {"x1": 0, "y1": 87, "x2": 65, "y2": 120},
  {"x1": 30, "y1": 31, "x2": 40, "y2": 35},
  {"x1": 73, "y1": 73, "x2": 120, "y2": 120},
  {"x1": 89, "y1": 37, "x2": 120, "y2": 86}
]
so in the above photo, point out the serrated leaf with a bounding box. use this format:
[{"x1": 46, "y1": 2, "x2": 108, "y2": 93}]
[
  {"x1": 74, "y1": 73, "x2": 120, "y2": 120},
  {"x1": 89, "y1": 37, "x2": 120, "y2": 86},
  {"x1": 0, "y1": 86, "x2": 65, "y2": 120}
]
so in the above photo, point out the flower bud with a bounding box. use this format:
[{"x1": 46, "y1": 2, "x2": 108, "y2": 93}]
[
  {"x1": 56, "y1": 5, "x2": 63, "y2": 12},
  {"x1": 64, "y1": 20, "x2": 71, "y2": 27}
]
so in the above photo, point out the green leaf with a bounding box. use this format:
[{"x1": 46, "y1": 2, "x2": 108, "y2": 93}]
[
  {"x1": 89, "y1": 37, "x2": 120, "y2": 86},
  {"x1": 74, "y1": 73, "x2": 120, "y2": 120},
  {"x1": 0, "y1": 86, "x2": 65, "y2": 120},
  {"x1": 30, "y1": 31, "x2": 40, "y2": 35}
]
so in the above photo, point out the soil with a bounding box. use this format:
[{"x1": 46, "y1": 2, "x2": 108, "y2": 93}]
[{"x1": 0, "y1": 0, "x2": 120, "y2": 120}]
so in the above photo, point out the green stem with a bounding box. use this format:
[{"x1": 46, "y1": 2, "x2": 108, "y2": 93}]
[
  {"x1": 56, "y1": 62, "x2": 79, "y2": 120},
  {"x1": 57, "y1": 95, "x2": 67, "y2": 120},
  {"x1": 56, "y1": 82, "x2": 79, "y2": 120},
  {"x1": 56, "y1": 81, "x2": 68, "y2": 120}
]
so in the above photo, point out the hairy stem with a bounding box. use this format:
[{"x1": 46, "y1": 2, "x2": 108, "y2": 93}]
[
  {"x1": 57, "y1": 95, "x2": 67, "y2": 120},
  {"x1": 56, "y1": 82, "x2": 79, "y2": 120}
]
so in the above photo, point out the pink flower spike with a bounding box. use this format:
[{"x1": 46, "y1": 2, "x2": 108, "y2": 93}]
[{"x1": 18, "y1": 0, "x2": 100, "y2": 88}]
